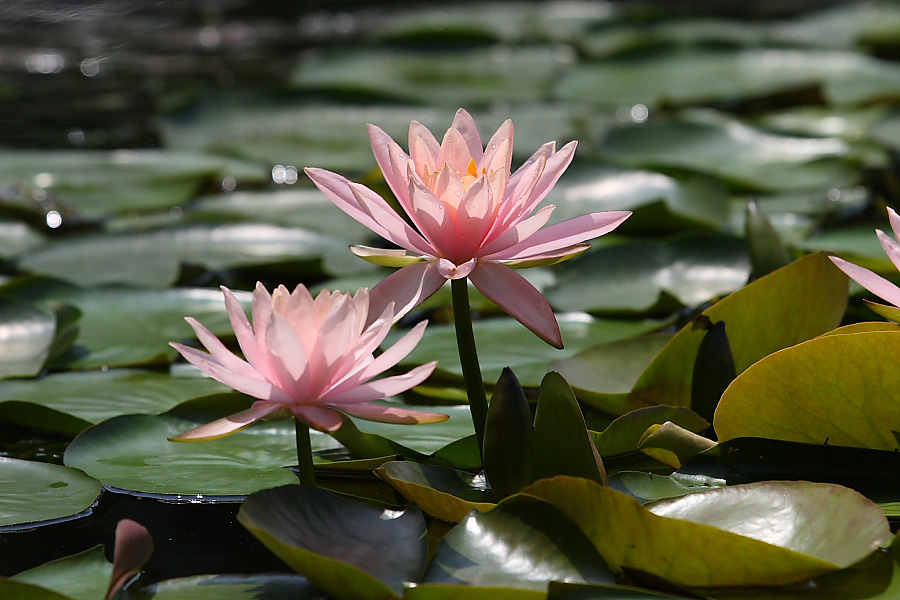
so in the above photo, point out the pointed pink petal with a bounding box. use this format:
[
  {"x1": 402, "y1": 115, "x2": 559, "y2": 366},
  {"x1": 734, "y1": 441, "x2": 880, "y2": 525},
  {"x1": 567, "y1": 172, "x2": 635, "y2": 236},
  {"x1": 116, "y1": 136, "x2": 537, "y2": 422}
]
[
  {"x1": 469, "y1": 262, "x2": 563, "y2": 349},
  {"x1": 170, "y1": 402, "x2": 281, "y2": 441},
  {"x1": 251, "y1": 282, "x2": 273, "y2": 357},
  {"x1": 830, "y1": 256, "x2": 900, "y2": 307},
  {"x1": 339, "y1": 402, "x2": 449, "y2": 425},
  {"x1": 889, "y1": 207, "x2": 900, "y2": 240},
  {"x1": 409, "y1": 120, "x2": 440, "y2": 161},
  {"x1": 324, "y1": 361, "x2": 437, "y2": 404},
  {"x1": 183, "y1": 317, "x2": 258, "y2": 380},
  {"x1": 498, "y1": 243, "x2": 590, "y2": 268},
  {"x1": 877, "y1": 229, "x2": 900, "y2": 275},
  {"x1": 481, "y1": 120, "x2": 513, "y2": 176},
  {"x1": 451, "y1": 108, "x2": 483, "y2": 162},
  {"x1": 454, "y1": 176, "x2": 495, "y2": 257},
  {"x1": 437, "y1": 126, "x2": 473, "y2": 174},
  {"x1": 264, "y1": 312, "x2": 310, "y2": 398},
  {"x1": 368, "y1": 261, "x2": 446, "y2": 325},
  {"x1": 368, "y1": 124, "x2": 412, "y2": 204},
  {"x1": 517, "y1": 140, "x2": 577, "y2": 216},
  {"x1": 488, "y1": 211, "x2": 630, "y2": 261},
  {"x1": 499, "y1": 152, "x2": 547, "y2": 228},
  {"x1": 292, "y1": 405, "x2": 344, "y2": 433},
  {"x1": 222, "y1": 287, "x2": 268, "y2": 377},
  {"x1": 480, "y1": 204, "x2": 556, "y2": 256},
  {"x1": 409, "y1": 174, "x2": 456, "y2": 257},
  {"x1": 508, "y1": 141, "x2": 555, "y2": 192},
  {"x1": 305, "y1": 167, "x2": 431, "y2": 255},
  {"x1": 170, "y1": 343, "x2": 292, "y2": 403}
]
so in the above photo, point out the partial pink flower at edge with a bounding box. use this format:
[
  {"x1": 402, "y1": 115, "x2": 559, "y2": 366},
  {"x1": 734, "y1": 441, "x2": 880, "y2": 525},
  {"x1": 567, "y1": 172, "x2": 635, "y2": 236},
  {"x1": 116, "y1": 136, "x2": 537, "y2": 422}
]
[
  {"x1": 829, "y1": 207, "x2": 900, "y2": 312},
  {"x1": 306, "y1": 108, "x2": 631, "y2": 349},
  {"x1": 169, "y1": 283, "x2": 445, "y2": 441}
]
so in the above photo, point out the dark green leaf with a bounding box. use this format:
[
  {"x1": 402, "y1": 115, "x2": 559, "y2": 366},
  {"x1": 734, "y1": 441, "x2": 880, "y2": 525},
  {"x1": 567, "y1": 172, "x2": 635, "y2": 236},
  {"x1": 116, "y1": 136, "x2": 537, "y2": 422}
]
[{"x1": 483, "y1": 368, "x2": 533, "y2": 498}]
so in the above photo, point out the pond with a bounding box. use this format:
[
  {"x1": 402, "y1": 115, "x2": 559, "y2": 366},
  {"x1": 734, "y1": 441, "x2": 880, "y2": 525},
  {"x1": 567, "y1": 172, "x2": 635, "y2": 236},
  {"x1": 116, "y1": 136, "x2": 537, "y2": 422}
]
[{"x1": 3, "y1": 1, "x2": 900, "y2": 599}]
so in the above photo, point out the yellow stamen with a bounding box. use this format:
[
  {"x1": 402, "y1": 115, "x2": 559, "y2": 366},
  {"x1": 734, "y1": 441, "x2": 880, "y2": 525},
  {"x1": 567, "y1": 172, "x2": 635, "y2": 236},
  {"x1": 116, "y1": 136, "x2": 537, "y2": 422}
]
[{"x1": 466, "y1": 158, "x2": 478, "y2": 178}]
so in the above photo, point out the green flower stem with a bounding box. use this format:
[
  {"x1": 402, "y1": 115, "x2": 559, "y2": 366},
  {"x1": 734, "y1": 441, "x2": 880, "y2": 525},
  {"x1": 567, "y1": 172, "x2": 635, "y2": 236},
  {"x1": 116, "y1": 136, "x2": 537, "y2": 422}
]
[
  {"x1": 451, "y1": 277, "x2": 488, "y2": 460},
  {"x1": 295, "y1": 418, "x2": 317, "y2": 486}
]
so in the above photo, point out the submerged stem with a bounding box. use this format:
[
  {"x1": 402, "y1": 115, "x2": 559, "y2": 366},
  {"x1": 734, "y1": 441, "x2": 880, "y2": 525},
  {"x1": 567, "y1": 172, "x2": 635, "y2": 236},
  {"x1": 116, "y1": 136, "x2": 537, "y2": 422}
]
[
  {"x1": 451, "y1": 277, "x2": 488, "y2": 461},
  {"x1": 295, "y1": 418, "x2": 317, "y2": 486}
]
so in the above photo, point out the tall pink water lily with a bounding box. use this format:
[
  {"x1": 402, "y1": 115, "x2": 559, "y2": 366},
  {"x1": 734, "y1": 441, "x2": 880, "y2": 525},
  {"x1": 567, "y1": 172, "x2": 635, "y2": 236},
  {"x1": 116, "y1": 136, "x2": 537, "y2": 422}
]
[
  {"x1": 305, "y1": 109, "x2": 631, "y2": 349},
  {"x1": 830, "y1": 207, "x2": 900, "y2": 318},
  {"x1": 169, "y1": 283, "x2": 445, "y2": 440}
]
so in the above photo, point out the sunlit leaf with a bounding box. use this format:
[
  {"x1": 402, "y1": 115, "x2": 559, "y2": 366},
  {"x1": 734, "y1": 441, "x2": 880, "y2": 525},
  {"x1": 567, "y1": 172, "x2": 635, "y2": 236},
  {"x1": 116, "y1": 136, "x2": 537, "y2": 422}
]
[
  {"x1": 376, "y1": 461, "x2": 493, "y2": 523},
  {"x1": 12, "y1": 546, "x2": 110, "y2": 600}
]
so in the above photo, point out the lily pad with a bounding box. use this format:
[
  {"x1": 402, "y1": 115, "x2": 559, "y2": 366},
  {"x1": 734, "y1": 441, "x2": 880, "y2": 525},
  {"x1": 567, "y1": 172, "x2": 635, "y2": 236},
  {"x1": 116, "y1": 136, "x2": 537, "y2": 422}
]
[
  {"x1": 11, "y1": 546, "x2": 110, "y2": 600},
  {"x1": 376, "y1": 461, "x2": 493, "y2": 523},
  {"x1": 541, "y1": 165, "x2": 730, "y2": 234},
  {"x1": 238, "y1": 484, "x2": 427, "y2": 600},
  {"x1": 395, "y1": 314, "x2": 666, "y2": 387},
  {"x1": 0, "y1": 367, "x2": 228, "y2": 435},
  {"x1": 523, "y1": 476, "x2": 890, "y2": 588},
  {"x1": 600, "y1": 113, "x2": 858, "y2": 192},
  {"x1": 62, "y1": 394, "x2": 336, "y2": 495},
  {"x1": 424, "y1": 494, "x2": 615, "y2": 589},
  {"x1": 122, "y1": 574, "x2": 327, "y2": 600},
  {"x1": 291, "y1": 46, "x2": 573, "y2": 105},
  {"x1": 2, "y1": 280, "x2": 248, "y2": 370},
  {"x1": 715, "y1": 330, "x2": 900, "y2": 450},
  {"x1": 0, "y1": 295, "x2": 56, "y2": 380},
  {"x1": 18, "y1": 223, "x2": 371, "y2": 288},
  {"x1": 556, "y1": 47, "x2": 900, "y2": 108},
  {"x1": 546, "y1": 234, "x2": 750, "y2": 315},
  {"x1": 0, "y1": 457, "x2": 101, "y2": 527},
  {"x1": 629, "y1": 252, "x2": 847, "y2": 409},
  {"x1": 0, "y1": 150, "x2": 263, "y2": 220}
]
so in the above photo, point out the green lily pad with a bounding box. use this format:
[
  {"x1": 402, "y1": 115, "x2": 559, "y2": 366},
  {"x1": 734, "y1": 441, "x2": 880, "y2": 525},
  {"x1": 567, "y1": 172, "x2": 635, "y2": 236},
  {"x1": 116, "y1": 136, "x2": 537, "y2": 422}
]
[
  {"x1": 591, "y1": 405, "x2": 709, "y2": 458},
  {"x1": 600, "y1": 113, "x2": 858, "y2": 192},
  {"x1": 524, "y1": 476, "x2": 890, "y2": 588},
  {"x1": 0, "y1": 150, "x2": 264, "y2": 220},
  {"x1": 0, "y1": 296, "x2": 56, "y2": 380},
  {"x1": 238, "y1": 484, "x2": 427, "y2": 600},
  {"x1": 122, "y1": 574, "x2": 327, "y2": 600},
  {"x1": 681, "y1": 437, "x2": 900, "y2": 505},
  {"x1": 12, "y1": 546, "x2": 110, "y2": 600},
  {"x1": 0, "y1": 457, "x2": 101, "y2": 526},
  {"x1": 546, "y1": 234, "x2": 750, "y2": 315},
  {"x1": 291, "y1": 46, "x2": 572, "y2": 105},
  {"x1": 0, "y1": 580, "x2": 74, "y2": 600},
  {"x1": 551, "y1": 335, "x2": 674, "y2": 414},
  {"x1": 2, "y1": 280, "x2": 247, "y2": 370},
  {"x1": 424, "y1": 494, "x2": 615, "y2": 589},
  {"x1": 0, "y1": 367, "x2": 228, "y2": 435},
  {"x1": 405, "y1": 585, "x2": 545, "y2": 600},
  {"x1": 376, "y1": 461, "x2": 493, "y2": 523},
  {"x1": 62, "y1": 394, "x2": 337, "y2": 495},
  {"x1": 541, "y1": 165, "x2": 730, "y2": 234},
  {"x1": 803, "y1": 222, "x2": 895, "y2": 275},
  {"x1": 18, "y1": 223, "x2": 370, "y2": 288},
  {"x1": 556, "y1": 47, "x2": 900, "y2": 108},
  {"x1": 608, "y1": 471, "x2": 726, "y2": 504},
  {"x1": 547, "y1": 580, "x2": 688, "y2": 599},
  {"x1": 629, "y1": 252, "x2": 847, "y2": 409},
  {"x1": 0, "y1": 220, "x2": 46, "y2": 260},
  {"x1": 396, "y1": 315, "x2": 666, "y2": 387},
  {"x1": 715, "y1": 330, "x2": 900, "y2": 450}
]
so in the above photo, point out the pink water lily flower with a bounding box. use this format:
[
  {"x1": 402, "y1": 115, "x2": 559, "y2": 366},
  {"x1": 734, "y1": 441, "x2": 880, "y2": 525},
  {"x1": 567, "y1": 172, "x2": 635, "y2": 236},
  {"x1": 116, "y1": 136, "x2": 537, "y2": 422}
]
[
  {"x1": 830, "y1": 207, "x2": 900, "y2": 314},
  {"x1": 306, "y1": 109, "x2": 631, "y2": 348},
  {"x1": 169, "y1": 283, "x2": 445, "y2": 439}
]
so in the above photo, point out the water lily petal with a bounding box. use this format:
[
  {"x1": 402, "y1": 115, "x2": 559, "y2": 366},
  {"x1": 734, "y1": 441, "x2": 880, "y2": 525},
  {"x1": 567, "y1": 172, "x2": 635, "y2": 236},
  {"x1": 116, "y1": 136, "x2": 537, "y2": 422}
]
[
  {"x1": 469, "y1": 262, "x2": 563, "y2": 348},
  {"x1": 169, "y1": 402, "x2": 281, "y2": 441},
  {"x1": 437, "y1": 126, "x2": 473, "y2": 175},
  {"x1": 436, "y1": 257, "x2": 477, "y2": 280},
  {"x1": 368, "y1": 123, "x2": 412, "y2": 204},
  {"x1": 451, "y1": 108, "x2": 483, "y2": 163},
  {"x1": 265, "y1": 312, "x2": 310, "y2": 398},
  {"x1": 890, "y1": 207, "x2": 900, "y2": 240},
  {"x1": 830, "y1": 256, "x2": 900, "y2": 307},
  {"x1": 182, "y1": 316, "x2": 258, "y2": 380},
  {"x1": 409, "y1": 120, "x2": 440, "y2": 161},
  {"x1": 499, "y1": 243, "x2": 590, "y2": 268},
  {"x1": 222, "y1": 286, "x2": 269, "y2": 378},
  {"x1": 338, "y1": 402, "x2": 449, "y2": 425},
  {"x1": 518, "y1": 140, "x2": 578, "y2": 216},
  {"x1": 480, "y1": 203, "x2": 555, "y2": 256},
  {"x1": 877, "y1": 229, "x2": 900, "y2": 275},
  {"x1": 324, "y1": 361, "x2": 438, "y2": 404},
  {"x1": 171, "y1": 343, "x2": 291, "y2": 403},
  {"x1": 369, "y1": 261, "x2": 446, "y2": 325},
  {"x1": 409, "y1": 173, "x2": 456, "y2": 256},
  {"x1": 292, "y1": 405, "x2": 344, "y2": 433},
  {"x1": 481, "y1": 121, "x2": 513, "y2": 177},
  {"x1": 490, "y1": 210, "x2": 631, "y2": 261},
  {"x1": 251, "y1": 282, "x2": 273, "y2": 357},
  {"x1": 508, "y1": 141, "x2": 555, "y2": 194}
]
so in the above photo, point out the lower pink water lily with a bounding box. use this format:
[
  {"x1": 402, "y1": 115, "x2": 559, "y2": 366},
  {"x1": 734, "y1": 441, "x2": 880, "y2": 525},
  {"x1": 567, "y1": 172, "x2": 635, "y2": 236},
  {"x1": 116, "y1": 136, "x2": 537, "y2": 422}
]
[
  {"x1": 169, "y1": 283, "x2": 445, "y2": 440},
  {"x1": 306, "y1": 109, "x2": 631, "y2": 348},
  {"x1": 830, "y1": 207, "x2": 900, "y2": 318}
]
